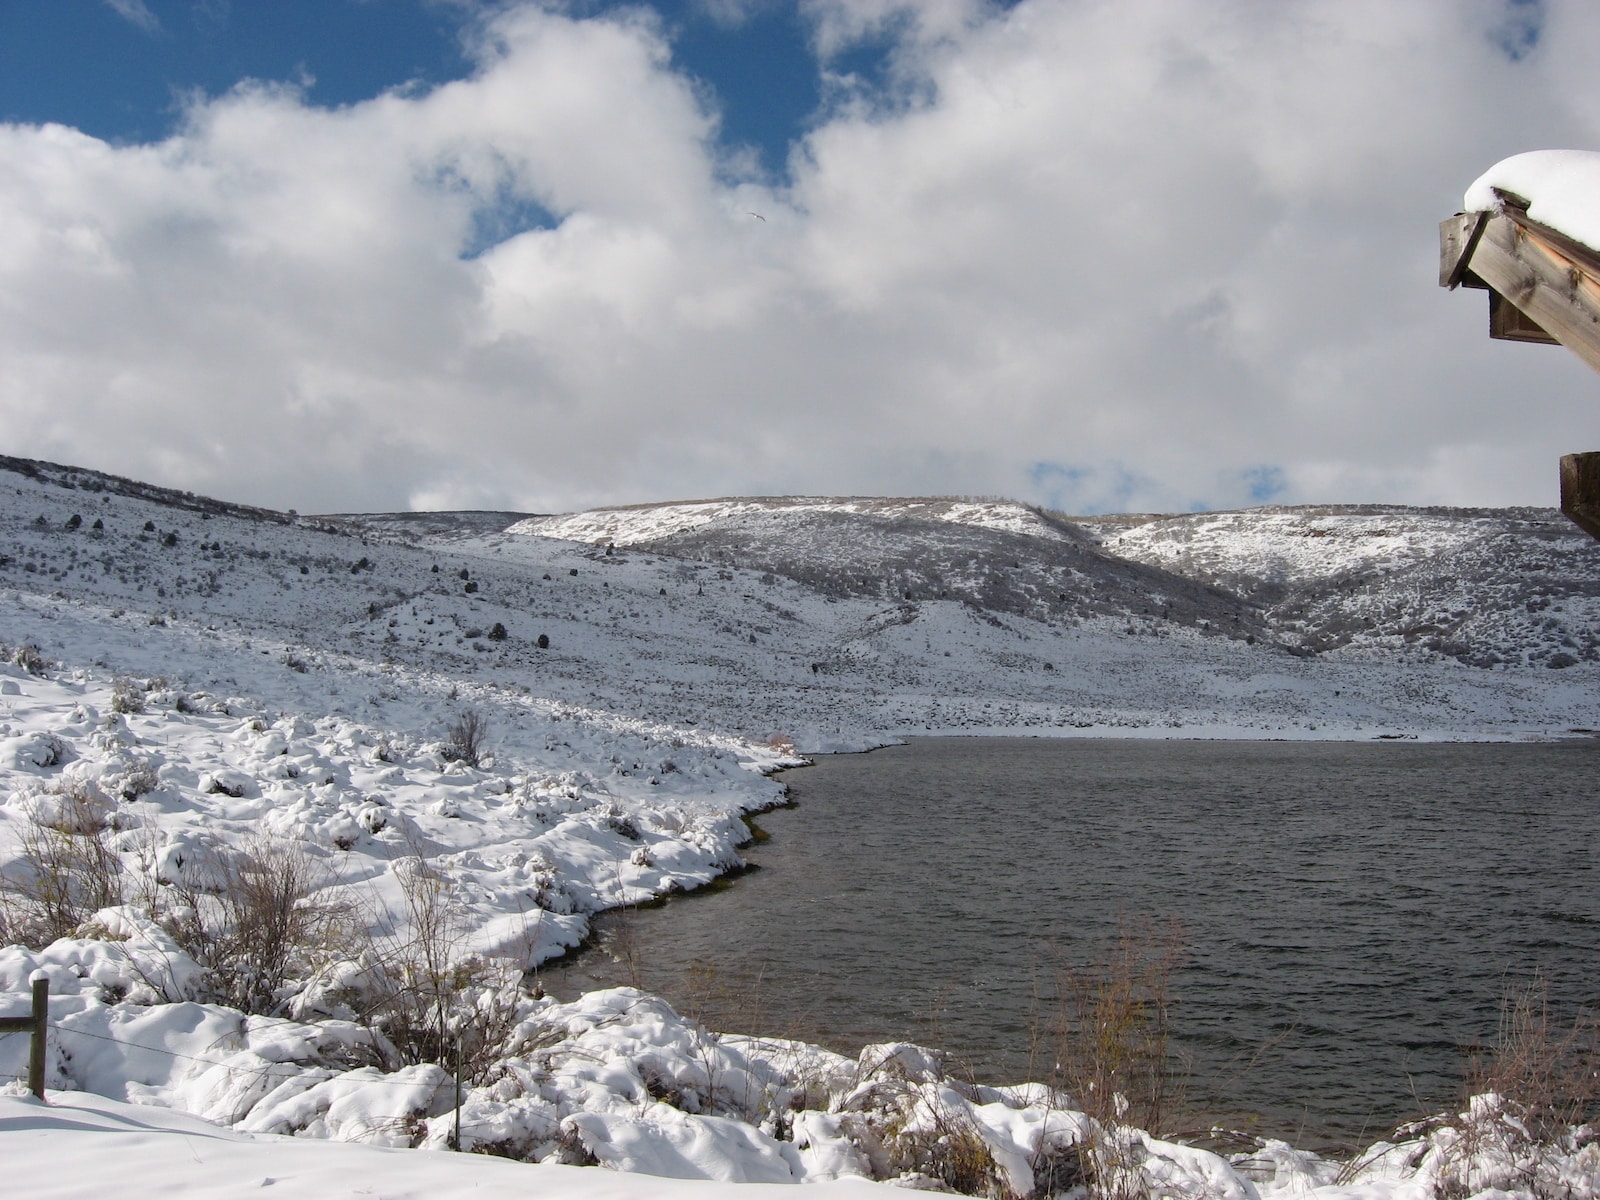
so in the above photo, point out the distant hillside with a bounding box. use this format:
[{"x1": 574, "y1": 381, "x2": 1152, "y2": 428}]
[
  {"x1": 2, "y1": 456, "x2": 1595, "y2": 742},
  {"x1": 1095, "y1": 506, "x2": 1600, "y2": 670}
]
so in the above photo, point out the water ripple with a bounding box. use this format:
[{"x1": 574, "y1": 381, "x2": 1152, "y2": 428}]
[{"x1": 543, "y1": 737, "x2": 1600, "y2": 1150}]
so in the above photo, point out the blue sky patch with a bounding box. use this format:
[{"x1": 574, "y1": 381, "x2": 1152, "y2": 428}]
[
  {"x1": 2, "y1": 0, "x2": 835, "y2": 184},
  {"x1": 460, "y1": 191, "x2": 561, "y2": 261},
  {"x1": 0, "y1": 1, "x2": 470, "y2": 143},
  {"x1": 1029, "y1": 461, "x2": 1151, "y2": 516},
  {"x1": 1241, "y1": 465, "x2": 1287, "y2": 504},
  {"x1": 1490, "y1": 0, "x2": 1544, "y2": 62}
]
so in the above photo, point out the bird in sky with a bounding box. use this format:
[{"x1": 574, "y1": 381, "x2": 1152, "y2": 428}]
[{"x1": 747, "y1": 211, "x2": 766, "y2": 221}]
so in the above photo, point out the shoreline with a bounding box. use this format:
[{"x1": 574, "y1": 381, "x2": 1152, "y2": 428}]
[{"x1": 544, "y1": 734, "x2": 1600, "y2": 1153}]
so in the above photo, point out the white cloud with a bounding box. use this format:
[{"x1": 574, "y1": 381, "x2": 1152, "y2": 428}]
[
  {"x1": 104, "y1": 0, "x2": 160, "y2": 33},
  {"x1": 3, "y1": 1, "x2": 1599, "y2": 516}
]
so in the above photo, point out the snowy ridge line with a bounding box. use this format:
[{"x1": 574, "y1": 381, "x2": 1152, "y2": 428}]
[
  {"x1": 511, "y1": 495, "x2": 1070, "y2": 548},
  {"x1": 0, "y1": 453, "x2": 301, "y2": 529},
  {"x1": 5, "y1": 450, "x2": 1597, "y2": 743}
]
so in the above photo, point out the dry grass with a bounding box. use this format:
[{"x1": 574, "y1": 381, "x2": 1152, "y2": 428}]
[
  {"x1": 1028, "y1": 919, "x2": 1187, "y2": 1200},
  {"x1": 166, "y1": 835, "x2": 356, "y2": 1014},
  {"x1": 1420, "y1": 979, "x2": 1600, "y2": 1200},
  {"x1": 1035, "y1": 919, "x2": 1187, "y2": 1136},
  {"x1": 0, "y1": 781, "x2": 124, "y2": 946}
]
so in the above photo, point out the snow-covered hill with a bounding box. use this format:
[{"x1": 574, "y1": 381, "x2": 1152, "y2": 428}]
[
  {"x1": 512, "y1": 496, "x2": 1074, "y2": 547},
  {"x1": 4, "y1": 457, "x2": 1597, "y2": 753},
  {"x1": 1095, "y1": 505, "x2": 1600, "y2": 670}
]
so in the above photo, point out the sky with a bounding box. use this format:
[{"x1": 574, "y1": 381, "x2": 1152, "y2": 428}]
[{"x1": 0, "y1": 0, "x2": 1597, "y2": 517}]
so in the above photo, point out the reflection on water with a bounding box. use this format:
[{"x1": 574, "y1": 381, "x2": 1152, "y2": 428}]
[{"x1": 540, "y1": 737, "x2": 1600, "y2": 1148}]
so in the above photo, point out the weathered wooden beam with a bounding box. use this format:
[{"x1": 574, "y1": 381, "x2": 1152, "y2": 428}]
[
  {"x1": 1561, "y1": 452, "x2": 1600, "y2": 542},
  {"x1": 1439, "y1": 211, "x2": 1488, "y2": 289},
  {"x1": 1452, "y1": 209, "x2": 1600, "y2": 374}
]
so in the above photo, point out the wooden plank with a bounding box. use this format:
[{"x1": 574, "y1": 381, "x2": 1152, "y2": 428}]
[
  {"x1": 1439, "y1": 211, "x2": 1488, "y2": 289},
  {"x1": 1489, "y1": 289, "x2": 1558, "y2": 343},
  {"x1": 1462, "y1": 211, "x2": 1600, "y2": 374},
  {"x1": 1561, "y1": 452, "x2": 1600, "y2": 543}
]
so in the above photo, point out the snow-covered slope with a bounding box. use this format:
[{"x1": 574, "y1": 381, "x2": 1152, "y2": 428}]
[
  {"x1": 1096, "y1": 505, "x2": 1600, "y2": 670},
  {"x1": 4, "y1": 459, "x2": 1597, "y2": 752},
  {"x1": 513, "y1": 496, "x2": 1074, "y2": 547}
]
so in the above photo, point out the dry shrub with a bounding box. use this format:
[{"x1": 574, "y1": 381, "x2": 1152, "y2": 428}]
[
  {"x1": 676, "y1": 958, "x2": 775, "y2": 1037},
  {"x1": 1428, "y1": 979, "x2": 1600, "y2": 1200},
  {"x1": 598, "y1": 901, "x2": 647, "y2": 991},
  {"x1": 167, "y1": 835, "x2": 355, "y2": 1014},
  {"x1": 1037, "y1": 919, "x2": 1186, "y2": 1135},
  {"x1": 0, "y1": 782, "x2": 123, "y2": 946},
  {"x1": 1031, "y1": 919, "x2": 1187, "y2": 1200},
  {"x1": 381, "y1": 852, "x2": 462, "y2": 1063},
  {"x1": 352, "y1": 848, "x2": 533, "y2": 1082},
  {"x1": 440, "y1": 710, "x2": 488, "y2": 768},
  {"x1": 1465, "y1": 979, "x2": 1600, "y2": 1137}
]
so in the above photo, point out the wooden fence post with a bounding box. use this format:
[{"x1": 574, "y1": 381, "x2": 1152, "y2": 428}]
[
  {"x1": 0, "y1": 972, "x2": 49, "y2": 1099},
  {"x1": 28, "y1": 974, "x2": 47, "y2": 1100}
]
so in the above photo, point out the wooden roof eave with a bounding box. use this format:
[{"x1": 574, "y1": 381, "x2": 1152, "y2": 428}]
[
  {"x1": 1441, "y1": 190, "x2": 1600, "y2": 542},
  {"x1": 1439, "y1": 192, "x2": 1600, "y2": 372}
]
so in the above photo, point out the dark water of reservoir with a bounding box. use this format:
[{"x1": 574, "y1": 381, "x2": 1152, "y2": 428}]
[{"x1": 540, "y1": 737, "x2": 1600, "y2": 1149}]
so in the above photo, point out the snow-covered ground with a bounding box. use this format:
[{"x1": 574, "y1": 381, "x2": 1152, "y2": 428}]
[{"x1": 2, "y1": 454, "x2": 1599, "y2": 1197}]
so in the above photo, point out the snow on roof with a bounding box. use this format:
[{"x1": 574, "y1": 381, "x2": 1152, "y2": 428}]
[{"x1": 1463, "y1": 149, "x2": 1600, "y2": 253}]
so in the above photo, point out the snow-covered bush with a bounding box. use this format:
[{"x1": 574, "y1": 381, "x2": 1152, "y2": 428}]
[
  {"x1": 0, "y1": 778, "x2": 124, "y2": 947},
  {"x1": 9, "y1": 643, "x2": 48, "y2": 674},
  {"x1": 163, "y1": 835, "x2": 357, "y2": 1014},
  {"x1": 109, "y1": 676, "x2": 145, "y2": 715}
]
